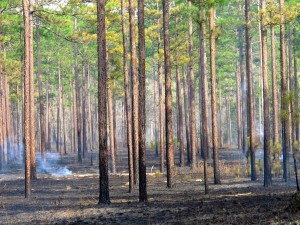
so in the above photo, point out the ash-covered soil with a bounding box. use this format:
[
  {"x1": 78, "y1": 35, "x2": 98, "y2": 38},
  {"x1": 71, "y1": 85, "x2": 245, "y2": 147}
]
[{"x1": 0, "y1": 148, "x2": 299, "y2": 224}]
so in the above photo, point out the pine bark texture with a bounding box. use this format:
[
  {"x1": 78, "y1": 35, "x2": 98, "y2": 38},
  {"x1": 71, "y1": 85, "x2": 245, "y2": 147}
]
[
  {"x1": 188, "y1": 0, "x2": 197, "y2": 169},
  {"x1": 270, "y1": 0, "x2": 279, "y2": 145},
  {"x1": 121, "y1": 0, "x2": 134, "y2": 193},
  {"x1": 163, "y1": 0, "x2": 175, "y2": 188},
  {"x1": 209, "y1": 6, "x2": 221, "y2": 184},
  {"x1": 138, "y1": 0, "x2": 147, "y2": 202},
  {"x1": 22, "y1": 0, "x2": 33, "y2": 198},
  {"x1": 97, "y1": 0, "x2": 110, "y2": 204},
  {"x1": 129, "y1": 0, "x2": 139, "y2": 184},
  {"x1": 280, "y1": 0, "x2": 289, "y2": 182},
  {"x1": 36, "y1": 8, "x2": 46, "y2": 162},
  {"x1": 157, "y1": 2, "x2": 165, "y2": 173},
  {"x1": 261, "y1": 0, "x2": 272, "y2": 186},
  {"x1": 245, "y1": 0, "x2": 256, "y2": 181}
]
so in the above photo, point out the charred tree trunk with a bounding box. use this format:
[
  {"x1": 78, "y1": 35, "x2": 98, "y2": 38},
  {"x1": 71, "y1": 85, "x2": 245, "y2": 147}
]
[
  {"x1": 121, "y1": 0, "x2": 134, "y2": 192},
  {"x1": 35, "y1": 1, "x2": 45, "y2": 163},
  {"x1": 97, "y1": 0, "x2": 110, "y2": 204},
  {"x1": 188, "y1": 0, "x2": 197, "y2": 169},
  {"x1": 236, "y1": 63, "x2": 242, "y2": 149},
  {"x1": 238, "y1": 26, "x2": 247, "y2": 155},
  {"x1": 176, "y1": 47, "x2": 184, "y2": 167},
  {"x1": 209, "y1": 6, "x2": 221, "y2": 184},
  {"x1": 157, "y1": 2, "x2": 165, "y2": 173},
  {"x1": 294, "y1": 27, "x2": 299, "y2": 143},
  {"x1": 22, "y1": 0, "x2": 34, "y2": 197},
  {"x1": 108, "y1": 74, "x2": 116, "y2": 174},
  {"x1": 129, "y1": 0, "x2": 139, "y2": 184},
  {"x1": 183, "y1": 66, "x2": 191, "y2": 164},
  {"x1": 280, "y1": 0, "x2": 289, "y2": 182},
  {"x1": 56, "y1": 61, "x2": 62, "y2": 154},
  {"x1": 138, "y1": 0, "x2": 147, "y2": 202},
  {"x1": 0, "y1": 58, "x2": 3, "y2": 170},
  {"x1": 261, "y1": 0, "x2": 272, "y2": 187},
  {"x1": 198, "y1": 11, "x2": 209, "y2": 193},
  {"x1": 163, "y1": 0, "x2": 175, "y2": 188},
  {"x1": 270, "y1": 0, "x2": 279, "y2": 145},
  {"x1": 245, "y1": 0, "x2": 256, "y2": 181},
  {"x1": 74, "y1": 17, "x2": 82, "y2": 163}
]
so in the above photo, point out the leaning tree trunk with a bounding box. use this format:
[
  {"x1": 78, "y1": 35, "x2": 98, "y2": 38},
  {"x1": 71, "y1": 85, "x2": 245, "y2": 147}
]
[{"x1": 97, "y1": 0, "x2": 110, "y2": 204}]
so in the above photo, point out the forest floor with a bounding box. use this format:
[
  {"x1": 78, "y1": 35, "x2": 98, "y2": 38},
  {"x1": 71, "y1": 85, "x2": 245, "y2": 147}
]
[{"x1": 1, "y1": 147, "x2": 300, "y2": 224}]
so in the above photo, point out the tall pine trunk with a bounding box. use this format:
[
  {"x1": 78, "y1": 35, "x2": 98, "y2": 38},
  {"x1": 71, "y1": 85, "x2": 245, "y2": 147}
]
[
  {"x1": 129, "y1": 0, "x2": 139, "y2": 184},
  {"x1": 245, "y1": 0, "x2": 256, "y2": 181},
  {"x1": 138, "y1": 0, "x2": 147, "y2": 202},
  {"x1": 0, "y1": 58, "x2": 3, "y2": 170},
  {"x1": 280, "y1": 0, "x2": 289, "y2": 182},
  {"x1": 121, "y1": 0, "x2": 134, "y2": 192},
  {"x1": 198, "y1": 13, "x2": 209, "y2": 193},
  {"x1": 108, "y1": 75, "x2": 116, "y2": 174},
  {"x1": 74, "y1": 17, "x2": 82, "y2": 163},
  {"x1": 163, "y1": 0, "x2": 175, "y2": 188},
  {"x1": 97, "y1": 0, "x2": 110, "y2": 204},
  {"x1": 294, "y1": 27, "x2": 299, "y2": 143},
  {"x1": 236, "y1": 63, "x2": 242, "y2": 150},
  {"x1": 157, "y1": 2, "x2": 165, "y2": 173},
  {"x1": 209, "y1": 6, "x2": 221, "y2": 184},
  {"x1": 261, "y1": 0, "x2": 272, "y2": 186},
  {"x1": 22, "y1": 0, "x2": 33, "y2": 197},
  {"x1": 188, "y1": 0, "x2": 197, "y2": 169},
  {"x1": 29, "y1": 0, "x2": 36, "y2": 179},
  {"x1": 36, "y1": 6, "x2": 46, "y2": 163}
]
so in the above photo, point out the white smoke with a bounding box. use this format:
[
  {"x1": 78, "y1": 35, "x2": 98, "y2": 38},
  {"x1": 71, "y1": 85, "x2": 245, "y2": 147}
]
[{"x1": 36, "y1": 152, "x2": 72, "y2": 177}]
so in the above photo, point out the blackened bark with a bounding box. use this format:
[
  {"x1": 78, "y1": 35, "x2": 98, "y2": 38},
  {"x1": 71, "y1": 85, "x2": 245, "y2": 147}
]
[
  {"x1": 163, "y1": 0, "x2": 175, "y2": 188},
  {"x1": 129, "y1": 0, "x2": 139, "y2": 184},
  {"x1": 121, "y1": 0, "x2": 134, "y2": 193},
  {"x1": 245, "y1": 0, "x2": 256, "y2": 181},
  {"x1": 74, "y1": 17, "x2": 82, "y2": 163},
  {"x1": 280, "y1": 0, "x2": 289, "y2": 182},
  {"x1": 97, "y1": 0, "x2": 110, "y2": 204},
  {"x1": 209, "y1": 6, "x2": 221, "y2": 184},
  {"x1": 22, "y1": 0, "x2": 32, "y2": 198},
  {"x1": 138, "y1": 0, "x2": 147, "y2": 202},
  {"x1": 261, "y1": 0, "x2": 272, "y2": 186},
  {"x1": 188, "y1": 0, "x2": 197, "y2": 169}
]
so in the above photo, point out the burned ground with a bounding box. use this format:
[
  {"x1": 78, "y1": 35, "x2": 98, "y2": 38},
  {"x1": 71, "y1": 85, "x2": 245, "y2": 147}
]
[{"x1": 0, "y1": 148, "x2": 299, "y2": 224}]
